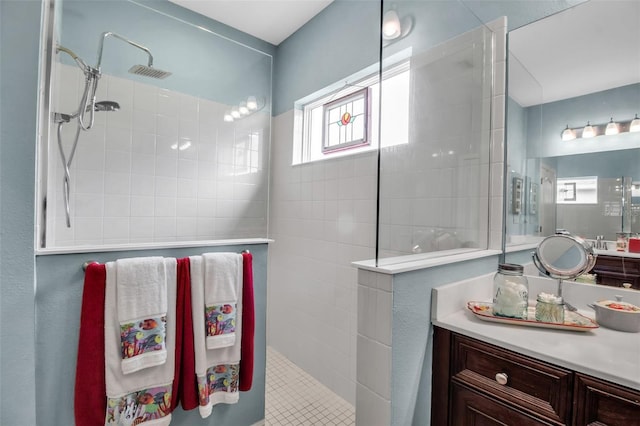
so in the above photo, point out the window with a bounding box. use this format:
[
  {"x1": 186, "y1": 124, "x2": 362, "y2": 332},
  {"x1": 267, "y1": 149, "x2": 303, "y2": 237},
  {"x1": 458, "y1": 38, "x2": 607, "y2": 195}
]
[
  {"x1": 557, "y1": 176, "x2": 598, "y2": 204},
  {"x1": 293, "y1": 61, "x2": 410, "y2": 164},
  {"x1": 323, "y1": 88, "x2": 370, "y2": 153}
]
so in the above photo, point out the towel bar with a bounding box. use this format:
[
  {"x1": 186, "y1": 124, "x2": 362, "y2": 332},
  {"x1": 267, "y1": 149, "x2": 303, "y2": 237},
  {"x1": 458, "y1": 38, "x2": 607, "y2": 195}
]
[{"x1": 82, "y1": 250, "x2": 251, "y2": 271}]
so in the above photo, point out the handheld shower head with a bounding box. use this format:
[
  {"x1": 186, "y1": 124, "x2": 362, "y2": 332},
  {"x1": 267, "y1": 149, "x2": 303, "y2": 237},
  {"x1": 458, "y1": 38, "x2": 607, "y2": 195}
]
[{"x1": 94, "y1": 100, "x2": 120, "y2": 112}]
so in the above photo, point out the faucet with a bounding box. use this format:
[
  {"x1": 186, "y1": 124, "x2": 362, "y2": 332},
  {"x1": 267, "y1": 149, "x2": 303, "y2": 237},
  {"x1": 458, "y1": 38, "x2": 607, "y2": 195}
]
[{"x1": 595, "y1": 235, "x2": 607, "y2": 250}]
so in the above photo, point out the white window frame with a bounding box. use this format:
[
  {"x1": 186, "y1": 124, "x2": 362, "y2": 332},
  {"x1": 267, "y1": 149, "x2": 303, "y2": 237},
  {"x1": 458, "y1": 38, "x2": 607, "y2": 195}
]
[{"x1": 293, "y1": 60, "x2": 410, "y2": 165}]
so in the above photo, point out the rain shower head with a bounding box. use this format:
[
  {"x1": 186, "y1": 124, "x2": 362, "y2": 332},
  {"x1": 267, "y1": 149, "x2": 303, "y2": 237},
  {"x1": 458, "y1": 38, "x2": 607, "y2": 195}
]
[
  {"x1": 94, "y1": 100, "x2": 120, "y2": 112},
  {"x1": 97, "y1": 32, "x2": 172, "y2": 80},
  {"x1": 128, "y1": 64, "x2": 172, "y2": 79}
]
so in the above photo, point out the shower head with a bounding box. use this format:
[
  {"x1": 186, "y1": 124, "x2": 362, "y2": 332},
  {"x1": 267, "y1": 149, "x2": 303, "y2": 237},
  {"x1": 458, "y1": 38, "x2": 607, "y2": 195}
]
[
  {"x1": 128, "y1": 64, "x2": 172, "y2": 79},
  {"x1": 97, "y1": 32, "x2": 171, "y2": 80},
  {"x1": 94, "y1": 100, "x2": 120, "y2": 112}
]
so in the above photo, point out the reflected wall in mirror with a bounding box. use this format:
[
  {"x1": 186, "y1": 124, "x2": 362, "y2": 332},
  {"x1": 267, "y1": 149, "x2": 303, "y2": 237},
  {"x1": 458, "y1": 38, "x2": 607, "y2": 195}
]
[{"x1": 506, "y1": 0, "x2": 640, "y2": 250}]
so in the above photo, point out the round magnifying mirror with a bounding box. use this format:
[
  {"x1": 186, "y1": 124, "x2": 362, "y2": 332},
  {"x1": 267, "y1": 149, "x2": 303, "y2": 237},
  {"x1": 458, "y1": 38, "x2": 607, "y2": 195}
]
[{"x1": 532, "y1": 233, "x2": 596, "y2": 279}]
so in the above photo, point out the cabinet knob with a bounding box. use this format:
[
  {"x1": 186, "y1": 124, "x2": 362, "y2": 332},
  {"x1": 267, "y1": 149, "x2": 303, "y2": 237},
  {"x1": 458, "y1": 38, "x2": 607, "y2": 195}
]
[{"x1": 495, "y1": 372, "x2": 508, "y2": 385}]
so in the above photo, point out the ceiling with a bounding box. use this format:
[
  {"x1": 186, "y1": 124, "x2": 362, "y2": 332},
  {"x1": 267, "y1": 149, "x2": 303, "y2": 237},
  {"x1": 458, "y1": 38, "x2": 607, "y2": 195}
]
[
  {"x1": 509, "y1": 0, "x2": 640, "y2": 107},
  {"x1": 168, "y1": 0, "x2": 334, "y2": 45},
  {"x1": 169, "y1": 0, "x2": 638, "y2": 106}
]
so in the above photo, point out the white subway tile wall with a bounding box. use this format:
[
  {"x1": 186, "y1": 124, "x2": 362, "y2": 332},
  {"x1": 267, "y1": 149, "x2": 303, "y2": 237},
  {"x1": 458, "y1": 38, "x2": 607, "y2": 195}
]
[
  {"x1": 47, "y1": 63, "x2": 269, "y2": 247},
  {"x1": 268, "y1": 111, "x2": 376, "y2": 406}
]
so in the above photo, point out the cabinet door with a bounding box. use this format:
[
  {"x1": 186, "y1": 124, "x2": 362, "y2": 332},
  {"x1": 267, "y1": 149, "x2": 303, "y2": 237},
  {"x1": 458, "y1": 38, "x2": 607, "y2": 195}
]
[
  {"x1": 573, "y1": 374, "x2": 640, "y2": 426},
  {"x1": 451, "y1": 334, "x2": 573, "y2": 424},
  {"x1": 451, "y1": 381, "x2": 555, "y2": 426}
]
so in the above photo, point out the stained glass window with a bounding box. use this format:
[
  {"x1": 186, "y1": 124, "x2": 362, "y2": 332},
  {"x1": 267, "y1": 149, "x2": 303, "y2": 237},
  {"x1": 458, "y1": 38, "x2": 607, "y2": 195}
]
[{"x1": 322, "y1": 87, "x2": 370, "y2": 153}]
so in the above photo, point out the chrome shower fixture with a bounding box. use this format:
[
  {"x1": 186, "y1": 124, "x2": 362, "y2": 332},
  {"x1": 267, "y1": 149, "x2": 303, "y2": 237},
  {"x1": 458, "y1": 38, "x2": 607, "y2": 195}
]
[
  {"x1": 98, "y1": 32, "x2": 172, "y2": 79},
  {"x1": 94, "y1": 100, "x2": 120, "y2": 112}
]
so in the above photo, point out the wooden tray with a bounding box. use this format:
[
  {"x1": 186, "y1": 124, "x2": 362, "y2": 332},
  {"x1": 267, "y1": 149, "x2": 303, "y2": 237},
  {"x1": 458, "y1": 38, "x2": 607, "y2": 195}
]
[{"x1": 467, "y1": 301, "x2": 599, "y2": 332}]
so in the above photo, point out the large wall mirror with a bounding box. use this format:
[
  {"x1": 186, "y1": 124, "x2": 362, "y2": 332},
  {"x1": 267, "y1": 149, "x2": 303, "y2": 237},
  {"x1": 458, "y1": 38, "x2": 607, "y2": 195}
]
[{"x1": 506, "y1": 0, "x2": 640, "y2": 248}]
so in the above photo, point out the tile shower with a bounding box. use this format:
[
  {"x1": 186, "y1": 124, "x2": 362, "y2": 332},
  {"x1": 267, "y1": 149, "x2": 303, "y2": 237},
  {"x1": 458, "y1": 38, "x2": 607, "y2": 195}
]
[{"x1": 46, "y1": 63, "x2": 269, "y2": 247}]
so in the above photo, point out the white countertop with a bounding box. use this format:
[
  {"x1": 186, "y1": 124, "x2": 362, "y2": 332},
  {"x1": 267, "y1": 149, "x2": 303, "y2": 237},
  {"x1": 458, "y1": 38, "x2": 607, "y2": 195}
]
[{"x1": 432, "y1": 273, "x2": 640, "y2": 391}]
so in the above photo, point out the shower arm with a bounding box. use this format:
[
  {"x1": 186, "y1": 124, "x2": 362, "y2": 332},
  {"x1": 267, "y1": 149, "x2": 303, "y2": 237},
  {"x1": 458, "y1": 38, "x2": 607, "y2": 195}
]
[{"x1": 96, "y1": 31, "x2": 155, "y2": 70}]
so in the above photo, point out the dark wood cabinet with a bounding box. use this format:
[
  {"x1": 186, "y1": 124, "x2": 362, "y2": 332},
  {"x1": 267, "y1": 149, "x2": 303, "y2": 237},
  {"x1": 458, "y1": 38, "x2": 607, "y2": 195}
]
[
  {"x1": 573, "y1": 374, "x2": 640, "y2": 426},
  {"x1": 432, "y1": 327, "x2": 640, "y2": 426},
  {"x1": 591, "y1": 255, "x2": 640, "y2": 290}
]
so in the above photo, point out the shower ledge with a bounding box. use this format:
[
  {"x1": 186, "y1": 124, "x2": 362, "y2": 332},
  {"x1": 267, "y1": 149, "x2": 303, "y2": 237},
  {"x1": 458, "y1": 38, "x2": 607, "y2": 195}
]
[{"x1": 352, "y1": 248, "x2": 502, "y2": 275}]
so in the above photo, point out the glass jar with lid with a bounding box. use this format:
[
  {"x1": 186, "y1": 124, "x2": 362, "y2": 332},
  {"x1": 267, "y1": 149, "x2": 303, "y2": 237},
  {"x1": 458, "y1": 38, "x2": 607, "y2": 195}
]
[{"x1": 493, "y1": 263, "x2": 529, "y2": 319}]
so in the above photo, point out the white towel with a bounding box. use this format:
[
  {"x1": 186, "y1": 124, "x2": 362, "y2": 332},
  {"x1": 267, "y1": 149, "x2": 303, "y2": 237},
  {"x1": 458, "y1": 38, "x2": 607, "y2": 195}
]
[
  {"x1": 190, "y1": 255, "x2": 243, "y2": 419},
  {"x1": 203, "y1": 252, "x2": 242, "y2": 349},
  {"x1": 105, "y1": 258, "x2": 177, "y2": 426},
  {"x1": 115, "y1": 256, "x2": 168, "y2": 374}
]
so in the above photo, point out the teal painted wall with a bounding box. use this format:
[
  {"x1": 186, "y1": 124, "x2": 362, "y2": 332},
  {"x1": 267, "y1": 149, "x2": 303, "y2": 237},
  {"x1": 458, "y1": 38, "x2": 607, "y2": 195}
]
[
  {"x1": 0, "y1": 0, "x2": 272, "y2": 424},
  {"x1": 36, "y1": 243, "x2": 268, "y2": 426},
  {"x1": 0, "y1": 1, "x2": 40, "y2": 424},
  {"x1": 392, "y1": 255, "x2": 499, "y2": 426},
  {"x1": 59, "y1": 0, "x2": 273, "y2": 109}
]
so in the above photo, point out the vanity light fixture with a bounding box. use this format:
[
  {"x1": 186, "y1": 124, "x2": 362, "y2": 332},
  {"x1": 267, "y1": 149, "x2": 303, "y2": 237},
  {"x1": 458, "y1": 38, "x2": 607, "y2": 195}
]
[
  {"x1": 582, "y1": 121, "x2": 596, "y2": 138},
  {"x1": 562, "y1": 115, "x2": 640, "y2": 140},
  {"x1": 630, "y1": 114, "x2": 640, "y2": 132},
  {"x1": 561, "y1": 125, "x2": 576, "y2": 141},
  {"x1": 223, "y1": 96, "x2": 265, "y2": 122},
  {"x1": 605, "y1": 118, "x2": 619, "y2": 135},
  {"x1": 247, "y1": 96, "x2": 258, "y2": 111}
]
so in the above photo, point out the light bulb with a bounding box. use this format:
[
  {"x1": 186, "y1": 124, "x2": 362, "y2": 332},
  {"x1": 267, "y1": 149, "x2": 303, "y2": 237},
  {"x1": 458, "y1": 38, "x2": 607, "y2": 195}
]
[
  {"x1": 630, "y1": 114, "x2": 640, "y2": 132},
  {"x1": 223, "y1": 111, "x2": 234, "y2": 122},
  {"x1": 239, "y1": 101, "x2": 249, "y2": 115},
  {"x1": 561, "y1": 125, "x2": 576, "y2": 141},
  {"x1": 382, "y1": 10, "x2": 401, "y2": 40},
  {"x1": 231, "y1": 108, "x2": 241, "y2": 119},
  {"x1": 605, "y1": 118, "x2": 619, "y2": 135},
  {"x1": 582, "y1": 121, "x2": 595, "y2": 138},
  {"x1": 247, "y1": 96, "x2": 258, "y2": 110}
]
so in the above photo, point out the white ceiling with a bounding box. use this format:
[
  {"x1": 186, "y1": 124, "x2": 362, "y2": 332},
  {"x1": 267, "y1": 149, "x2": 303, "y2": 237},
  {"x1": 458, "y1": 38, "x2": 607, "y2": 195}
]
[
  {"x1": 168, "y1": 0, "x2": 334, "y2": 45},
  {"x1": 170, "y1": 0, "x2": 639, "y2": 106},
  {"x1": 509, "y1": 0, "x2": 640, "y2": 107}
]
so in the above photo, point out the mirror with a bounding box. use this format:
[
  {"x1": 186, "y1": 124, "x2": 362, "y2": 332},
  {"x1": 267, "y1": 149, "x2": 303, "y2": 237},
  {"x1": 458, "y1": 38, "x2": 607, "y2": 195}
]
[
  {"x1": 506, "y1": 0, "x2": 640, "y2": 247},
  {"x1": 533, "y1": 233, "x2": 596, "y2": 280}
]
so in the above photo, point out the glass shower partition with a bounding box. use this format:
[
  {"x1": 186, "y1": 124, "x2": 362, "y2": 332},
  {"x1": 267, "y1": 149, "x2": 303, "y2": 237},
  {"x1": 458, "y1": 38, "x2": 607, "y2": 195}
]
[
  {"x1": 40, "y1": 0, "x2": 272, "y2": 249},
  {"x1": 376, "y1": 1, "x2": 496, "y2": 265}
]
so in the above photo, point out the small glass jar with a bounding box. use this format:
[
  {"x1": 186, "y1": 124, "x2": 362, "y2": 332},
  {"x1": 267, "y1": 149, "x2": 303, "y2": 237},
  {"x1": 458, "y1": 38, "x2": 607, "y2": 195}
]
[
  {"x1": 493, "y1": 263, "x2": 529, "y2": 319},
  {"x1": 535, "y1": 294, "x2": 565, "y2": 323}
]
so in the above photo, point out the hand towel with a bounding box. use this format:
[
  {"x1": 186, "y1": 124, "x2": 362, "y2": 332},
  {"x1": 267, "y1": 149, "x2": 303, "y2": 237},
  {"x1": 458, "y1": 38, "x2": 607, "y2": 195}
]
[
  {"x1": 75, "y1": 262, "x2": 107, "y2": 426},
  {"x1": 239, "y1": 251, "x2": 255, "y2": 392},
  {"x1": 105, "y1": 258, "x2": 177, "y2": 426},
  {"x1": 202, "y1": 253, "x2": 242, "y2": 349},
  {"x1": 174, "y1": 257, "x2": 198, "y2": 412},
  {"x1": 190, "y1": 254, "x2": 243, "y2": 418},
  {"x1": 116, "y1": 256, "x2": 168, "y2": 374}
]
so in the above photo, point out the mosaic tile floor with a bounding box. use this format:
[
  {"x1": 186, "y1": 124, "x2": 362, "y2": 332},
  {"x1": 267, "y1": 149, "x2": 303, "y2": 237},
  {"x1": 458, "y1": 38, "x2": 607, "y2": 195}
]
[{"x1": 265, "y1": 346, "x2": 355, "y2": 426}]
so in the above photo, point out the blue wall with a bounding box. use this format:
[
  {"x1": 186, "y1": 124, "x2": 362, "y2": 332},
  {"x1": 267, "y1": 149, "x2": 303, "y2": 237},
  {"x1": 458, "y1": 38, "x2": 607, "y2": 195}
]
[
  {"x1": 36, "y1": 243, "x2": 268, "y2": 426},
  {"x1": 0, "y1": 1, "x2": 40, "y2": 424},
  {"x1": 0, "y1": 1, "x2": 272, "y2": 424},
  {"x1": 59, "y1": 0, "x2": 274, "y2": 108},
  {"x1": 527, "y1": 83, "x2": 640, "y2": 159},
  {"x1": 391, "y1": 255, "x2": 499, "y2": 426}
]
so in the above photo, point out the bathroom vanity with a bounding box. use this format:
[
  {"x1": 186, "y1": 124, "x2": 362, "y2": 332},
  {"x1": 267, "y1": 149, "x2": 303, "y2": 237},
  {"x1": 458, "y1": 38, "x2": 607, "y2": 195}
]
[
  {"x1": 592, "y1": 252, "x2": 640, "y2": 290},
  {"x1": 430, "y1": 274, "x2": 640, "y2": 426},
  {"x1": 432, "y1": 328, "x2": 640, "y2": 425}
]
